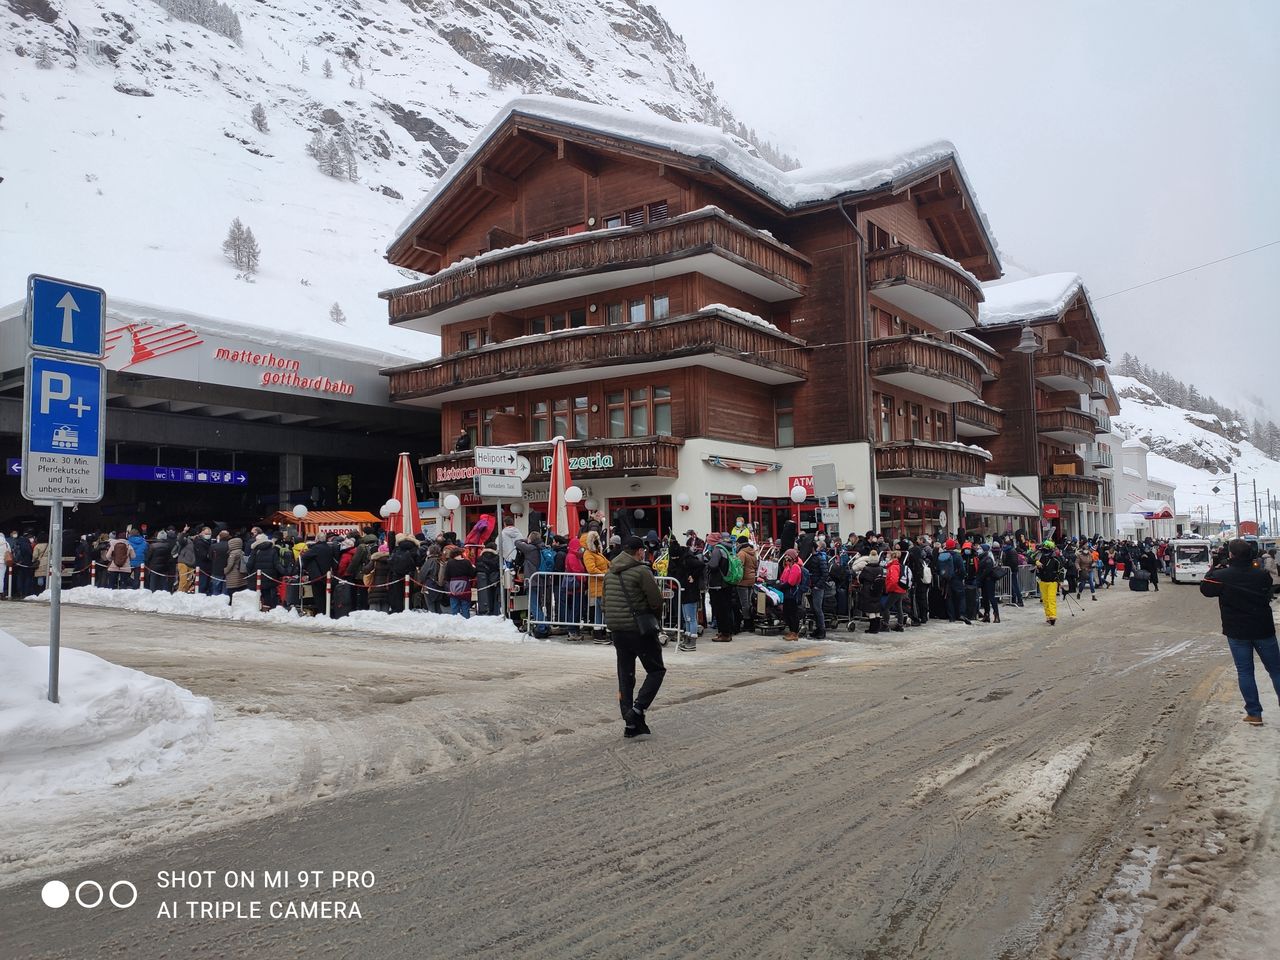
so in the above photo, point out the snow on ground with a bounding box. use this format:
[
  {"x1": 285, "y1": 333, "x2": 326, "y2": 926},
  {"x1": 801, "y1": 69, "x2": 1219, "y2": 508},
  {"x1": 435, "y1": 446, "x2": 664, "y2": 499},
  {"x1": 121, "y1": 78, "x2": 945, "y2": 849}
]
[
  {"x1": 29, "y1": 585, "x2": 527, "y2": 643},
  {"x1": 0, "y1": 628, "x2": 213, "y2": 807},
  {"x1": 1112, "y1": 374, "x2": 1280, "y2": 528}
]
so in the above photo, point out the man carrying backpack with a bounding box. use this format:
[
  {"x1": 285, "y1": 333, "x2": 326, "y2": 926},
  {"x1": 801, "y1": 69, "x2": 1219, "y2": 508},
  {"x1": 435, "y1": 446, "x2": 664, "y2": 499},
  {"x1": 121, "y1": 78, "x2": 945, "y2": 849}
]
[
  {"x1": 1201, "y1": 539, "x2": 1279, "y2": 726},
  {"x1": 706, "y1": 532, "x2": 739, "y2": 643},
  {"x1": 106, "y1": 533, "x2": 134, "y2": 590},
  {"x1": 1036, "y1": 539, "x2": 1063, "y2": 625},
  {"x1": 936, "y1": 538, "x2": 968, "y2": 624},
  {"x1": 736, "y1": 536, "x2": 758, "y2": 633},
  {"x1": 515, "y1": 531, "x2": 551, "y2": 638},
  {"x1": 604, "y1": 535, "x2": 666, "y2": 738}
]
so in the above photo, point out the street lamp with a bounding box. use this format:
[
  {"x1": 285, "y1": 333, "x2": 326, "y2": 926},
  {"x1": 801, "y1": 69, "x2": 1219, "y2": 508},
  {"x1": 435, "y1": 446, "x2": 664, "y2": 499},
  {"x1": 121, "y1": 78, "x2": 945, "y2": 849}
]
[
  {"x1": 740, "y1": 483, "x2": 758, "y2": 536},
  {"x1": 1013, "y1": 323, "x2": 1046, "y2": 537}
]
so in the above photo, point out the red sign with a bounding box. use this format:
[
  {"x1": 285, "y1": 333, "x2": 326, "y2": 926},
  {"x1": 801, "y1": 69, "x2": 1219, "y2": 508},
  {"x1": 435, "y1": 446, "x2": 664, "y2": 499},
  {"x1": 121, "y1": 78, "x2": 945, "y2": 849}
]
[
  {"x1": 1239, "y1": 520, "x2": 1258, "y2": 535},
  {"x1": 787, "y1": 475, "x2": 814, "y2": 497},
  {"x1": 1042, "y1": 504, "x2": 1060, "y2": 519}
]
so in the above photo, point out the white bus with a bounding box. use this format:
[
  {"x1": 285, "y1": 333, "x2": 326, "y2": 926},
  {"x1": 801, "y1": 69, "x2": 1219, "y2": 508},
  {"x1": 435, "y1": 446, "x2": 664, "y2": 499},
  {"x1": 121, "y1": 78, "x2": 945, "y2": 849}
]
[{"x1": 1171, "y1": 538, "x2": 1213, "y2": 584}]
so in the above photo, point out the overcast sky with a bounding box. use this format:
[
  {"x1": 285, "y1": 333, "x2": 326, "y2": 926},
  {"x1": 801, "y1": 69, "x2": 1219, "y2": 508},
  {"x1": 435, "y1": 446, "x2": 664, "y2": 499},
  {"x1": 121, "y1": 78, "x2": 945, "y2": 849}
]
[{"x1": 651, "y1": 0, "x2": 1279, "y2": 420}]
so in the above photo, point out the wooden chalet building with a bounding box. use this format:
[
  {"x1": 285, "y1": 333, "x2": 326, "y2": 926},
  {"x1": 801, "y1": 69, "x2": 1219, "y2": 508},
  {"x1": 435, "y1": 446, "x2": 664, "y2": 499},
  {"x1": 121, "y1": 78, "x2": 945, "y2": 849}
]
[
  {"x1": 968, "y1": 274, "x2": 1121, "y2": 540},
  {"x1": 381, "y1": 96, "x2": 1015, "y2": 540}
]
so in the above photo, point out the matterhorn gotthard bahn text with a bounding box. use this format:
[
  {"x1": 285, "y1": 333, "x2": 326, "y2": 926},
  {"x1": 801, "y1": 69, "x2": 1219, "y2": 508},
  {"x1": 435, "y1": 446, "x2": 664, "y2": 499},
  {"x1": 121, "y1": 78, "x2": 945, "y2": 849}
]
[{"x1": 2, "y1": 3, "x2": 1279, "y2": 960}]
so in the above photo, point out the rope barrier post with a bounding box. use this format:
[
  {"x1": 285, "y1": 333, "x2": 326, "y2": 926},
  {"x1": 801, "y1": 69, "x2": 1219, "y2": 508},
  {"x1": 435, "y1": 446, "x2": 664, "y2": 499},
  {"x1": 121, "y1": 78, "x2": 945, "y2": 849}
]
[
  {"x1": 255, "y1": 569, "x2": 262, "y2": 596},
  {"x1": 403, "y1": 574, "x2": 410, "y2": 611},
  {"x1": 325, "y1": 570, "x2": 332, "y2": 619},
  {"x1": 139, "y1": 562, "x2": 147, "y2": 591}
]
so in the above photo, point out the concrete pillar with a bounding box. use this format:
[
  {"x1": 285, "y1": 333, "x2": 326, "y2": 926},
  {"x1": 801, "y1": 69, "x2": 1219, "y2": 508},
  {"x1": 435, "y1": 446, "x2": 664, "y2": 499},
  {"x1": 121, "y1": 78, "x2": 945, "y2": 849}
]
[{"x1": 280, "y1": 453, "x2": 303, "y2": 507}]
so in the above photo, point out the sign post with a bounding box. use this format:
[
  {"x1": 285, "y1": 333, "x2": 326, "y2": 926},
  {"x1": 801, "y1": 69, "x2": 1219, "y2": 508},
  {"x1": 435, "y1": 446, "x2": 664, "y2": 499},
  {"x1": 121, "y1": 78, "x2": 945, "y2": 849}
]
[
  {"x1": 476, "y1": 470, "x2": 523, "y2": 620},
  {"x1": 23, "y1": 274, "x2": 107, "y2": 704}
]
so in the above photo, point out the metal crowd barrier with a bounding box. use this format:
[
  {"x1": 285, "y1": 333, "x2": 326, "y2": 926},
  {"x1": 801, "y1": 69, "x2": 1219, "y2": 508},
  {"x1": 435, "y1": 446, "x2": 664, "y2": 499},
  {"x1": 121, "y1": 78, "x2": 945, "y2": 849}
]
[{"x1": 520, "y1": 571, "x2": 682, "y2": 642}]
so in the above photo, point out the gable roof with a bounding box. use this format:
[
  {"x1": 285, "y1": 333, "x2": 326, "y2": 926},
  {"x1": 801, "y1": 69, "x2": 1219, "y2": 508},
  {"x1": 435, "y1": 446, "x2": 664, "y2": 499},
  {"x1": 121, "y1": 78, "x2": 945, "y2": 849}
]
[
  {"x1": 978, "y1": 272, "x2": 1108, "y2": 358},
  {"x1": 389, "y1": 95, "x2": 1001, "y2": 273}
]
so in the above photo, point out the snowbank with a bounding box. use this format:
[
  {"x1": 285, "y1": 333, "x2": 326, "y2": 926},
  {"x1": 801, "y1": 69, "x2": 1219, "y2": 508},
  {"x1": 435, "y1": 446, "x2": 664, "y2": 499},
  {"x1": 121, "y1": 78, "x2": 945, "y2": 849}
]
[
  {"x1": 0, "y1": 629, "x2": 214, "y2": 806},
  {"x1": 28, "y1": 586, "x2": 528, "y2": 643}
]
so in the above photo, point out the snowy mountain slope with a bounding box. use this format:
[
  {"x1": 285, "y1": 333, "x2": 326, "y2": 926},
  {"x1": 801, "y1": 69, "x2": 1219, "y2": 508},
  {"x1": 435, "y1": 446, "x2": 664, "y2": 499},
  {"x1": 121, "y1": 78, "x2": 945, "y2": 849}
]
[
  {"x1": 1112, "y1": 375, "x2": 1280, "y2": 530},
  {"x1": 0, "y1": 0, "x2": 743, "y2": 357}
]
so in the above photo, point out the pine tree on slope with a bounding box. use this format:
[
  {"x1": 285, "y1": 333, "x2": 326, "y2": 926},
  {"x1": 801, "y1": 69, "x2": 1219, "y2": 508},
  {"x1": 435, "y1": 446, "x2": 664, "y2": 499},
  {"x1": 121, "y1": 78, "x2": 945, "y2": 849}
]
[
  {"x1": 329, "y1": 303, "x2": 347, "y2": 325},
  {"x1": 251, "y1": 103, "x2": 269, "y2": 133}
]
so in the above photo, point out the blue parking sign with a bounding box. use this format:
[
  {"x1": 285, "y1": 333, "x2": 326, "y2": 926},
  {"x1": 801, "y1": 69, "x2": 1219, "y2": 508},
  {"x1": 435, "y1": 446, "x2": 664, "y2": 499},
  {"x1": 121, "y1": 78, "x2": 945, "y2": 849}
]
[
  {"x1": 22, "y1": 354, "x2": 105, "y2": 502},
  {"x1": 27, "y1": 274, "x2": 106, "y2": 359}
]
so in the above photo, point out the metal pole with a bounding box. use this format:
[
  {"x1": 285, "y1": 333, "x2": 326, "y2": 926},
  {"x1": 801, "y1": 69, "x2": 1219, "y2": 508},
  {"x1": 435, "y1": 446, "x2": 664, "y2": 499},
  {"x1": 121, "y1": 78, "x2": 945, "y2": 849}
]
[
  {"x1": 1253, "y1": 479, "x2": 1260, "y2": 532},
  {"x1": 1234, "y1": 473, "x2": 1240, "y2": 531},
  {"x1": 496, "y1": 497, "x2": 506, "y2": 619},
  {"x1": 48, "y1": 500, "x2": 63, "y2": 704}
]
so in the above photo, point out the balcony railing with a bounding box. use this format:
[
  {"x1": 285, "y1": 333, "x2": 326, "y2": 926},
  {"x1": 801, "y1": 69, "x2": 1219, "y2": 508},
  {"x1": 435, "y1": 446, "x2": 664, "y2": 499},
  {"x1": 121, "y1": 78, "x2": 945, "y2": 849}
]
[
  {"x1": 1041, "y1": 474, "x2": 1102, "y2": 502},
  {"x1": 949, "y1": 330, "x2": 1001, "y2": 379},
  {"x1": 1089, "y1": 377, "x2": 1112, "y2": 401},
  {"x1": 421, "y1": 436, "x2": 685, "y2": 489},
  {"x1": 874, "y1": 439, "x2": 990, "y2": 486},
  {"x1": 865, "y1": 245, "x2": 983, "y2": 330},
  {"x1": 386, "y1": 309, "x2": 808, "y2": 403},
  {"x1": 382, "y1": 207, "x2": 811, "y2": 331},
  {"x1": 954, "y1": 400, "x2": 1004, "y2": 436},
  {"x1": 868, "y1": 334, "x2": 987, "y2": 403},
  {"x1": 1034, "y1": 351, "x2": 1095, "y2": 393},
  {"x1": 1036, "y1": 407, "x2": 1097, "y2": 443},
  {"x1": 1093, "y1": 412, "x2": 1112, "y2": 434},
  {"x1": 1086, "y1": 444, "x2": 1114, "y2": 469}
]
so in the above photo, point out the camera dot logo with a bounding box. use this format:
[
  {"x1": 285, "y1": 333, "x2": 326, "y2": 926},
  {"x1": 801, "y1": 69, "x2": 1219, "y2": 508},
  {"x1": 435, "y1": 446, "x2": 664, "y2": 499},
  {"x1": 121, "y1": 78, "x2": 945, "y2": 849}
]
[
  {"x1": 40, "y1": 879, "x2": 137, "y2": 909},
  {"x1": 41, "y1": 880, "x2": 70, "y2": 909}
]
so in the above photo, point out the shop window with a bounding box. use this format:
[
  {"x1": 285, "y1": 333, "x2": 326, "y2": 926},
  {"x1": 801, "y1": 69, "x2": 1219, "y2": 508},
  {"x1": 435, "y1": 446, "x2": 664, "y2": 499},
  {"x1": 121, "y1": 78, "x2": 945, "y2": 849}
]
[
  {"x1": 652, "y1": 294, "x2": 669, "y2": 321},
  {"x1": 776, "y1": 400, "x2": 794, "y2": 447},
  {"x1": 908, "y1": 403, "x2": 923, "y2": 440},
  {"x1": 628, "y1": 298, "x2": 646, "y2": 324},
  {"x1": 606, "y1": 303, "x2": 623, "y2": 325}
]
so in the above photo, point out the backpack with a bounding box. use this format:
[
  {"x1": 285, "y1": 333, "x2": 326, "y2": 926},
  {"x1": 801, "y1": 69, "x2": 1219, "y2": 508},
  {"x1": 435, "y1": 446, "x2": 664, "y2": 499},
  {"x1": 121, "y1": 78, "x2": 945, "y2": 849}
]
[
  {"x1": 538, "y1": 545, "x2": 556, "y2": 573},
  {"x1": 795, "y1": 565, "x2": 811, "y2": 597},
  {"x1": 937, "y1": 550, "x2": 955, "y2": 581},
  {"x1": 723, "y1": 547, "x2": 744, "y2": 585},
  {"x1": 111, "y1": 541, "x2": 129, "y2": 567},
  {"x1": 239, "y1": 552, "x2": 251, "y2": 575}
]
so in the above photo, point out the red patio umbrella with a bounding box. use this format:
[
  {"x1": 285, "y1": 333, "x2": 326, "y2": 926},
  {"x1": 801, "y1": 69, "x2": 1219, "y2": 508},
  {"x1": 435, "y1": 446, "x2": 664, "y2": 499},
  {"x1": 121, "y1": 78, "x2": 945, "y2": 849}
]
[
  {"x1": 546, "y1": 436, "x2": 577, "y2": 536},
  {"x1": 385, "y1": 452, "x2": 421, "y2": 538}
]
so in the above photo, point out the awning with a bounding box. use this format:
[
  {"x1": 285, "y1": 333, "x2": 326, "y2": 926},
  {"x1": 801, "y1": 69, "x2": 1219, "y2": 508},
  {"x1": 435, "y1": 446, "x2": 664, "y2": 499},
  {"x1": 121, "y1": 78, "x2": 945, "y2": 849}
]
[
  {"x1": 1129, "y1": 499, "x2": 1174, "y2": 519},
  {"x1": 961, "y1": 491, "x2": 1039, "y2": 518},
  {"x1": 267, "y1": 510, "x2": 381, "y2": 535}
]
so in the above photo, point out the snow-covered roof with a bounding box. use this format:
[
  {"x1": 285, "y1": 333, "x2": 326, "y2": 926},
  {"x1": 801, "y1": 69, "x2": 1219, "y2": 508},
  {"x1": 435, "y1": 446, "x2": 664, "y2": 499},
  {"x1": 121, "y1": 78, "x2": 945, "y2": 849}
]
[
  {"x1": 978, "y1": 273, "x2": 1088, "y2": 326},
  {"x1": 1148, "y1": 475, "x2": 1177, "y2": 489},
  {"x1": 1123, "y1": 466, "x2": 1142, "y2": 478},
  {"x1": 1122, "y1": 437, "x2": 1149, "y2": 450},
  {"x1": 391, "y1": 95, "x2": 1000, "y2": 260},
  {"x1": 1129, "y1": 499, "x2": 1174, "y2": 518},
  {"x1": 0, "y1": 297, "x2": 415, "y2": 367}
]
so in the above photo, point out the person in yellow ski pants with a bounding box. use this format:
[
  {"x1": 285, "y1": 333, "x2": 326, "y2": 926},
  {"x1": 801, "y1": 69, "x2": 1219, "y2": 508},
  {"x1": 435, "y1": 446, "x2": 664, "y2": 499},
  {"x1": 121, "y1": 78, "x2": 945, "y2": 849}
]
[
  {"x1": 1038, "y1": 578, "x2": 1058, "y2": 622},
  {"x1": 1035, "y1": 540, "x2": 1061, "y2": 625}
]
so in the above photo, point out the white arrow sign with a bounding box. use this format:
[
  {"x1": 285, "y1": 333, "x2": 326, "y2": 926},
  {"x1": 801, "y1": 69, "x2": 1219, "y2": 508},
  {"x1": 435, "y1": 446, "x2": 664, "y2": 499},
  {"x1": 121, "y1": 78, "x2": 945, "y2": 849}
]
[{"x1": 56, "y1": 291, "x2": 79, "y2": 343}]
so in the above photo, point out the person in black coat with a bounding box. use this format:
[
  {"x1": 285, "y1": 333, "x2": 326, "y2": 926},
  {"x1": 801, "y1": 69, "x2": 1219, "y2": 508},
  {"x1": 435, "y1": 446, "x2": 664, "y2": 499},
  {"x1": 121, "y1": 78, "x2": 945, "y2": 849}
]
[
  {"x1": 858, "y1": 552, "x2": 886, "y2": 634},
  {"x1": 475, "y1": 543, "x2": 501, "y2": 616},
  {"x1": 387, "y1": 535, "x2": 420, "y2": 612},
  {"x1": 249, "y1": 535, "x2": 280, "y2": 609},
  {"x1": 145, "y1": 532, "x2": 176, "y2": 592},
  {"x1": 1201, "y1": 539, "x2": 1279, "y2": 724},
  {"x1": 1138, "y1": 549, "x2": 1160, "y2": 591}
]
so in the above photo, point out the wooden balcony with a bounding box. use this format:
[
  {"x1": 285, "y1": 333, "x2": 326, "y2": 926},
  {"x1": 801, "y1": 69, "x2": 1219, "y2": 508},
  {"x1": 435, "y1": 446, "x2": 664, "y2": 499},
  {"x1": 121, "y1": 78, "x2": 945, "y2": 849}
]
[
  {"x1": 865, "y1": 245, "x2": 983, "y2": 331},
  {"x1": 874, "y1": 439, "x2": 990, "y2": 486},
  {"x1": 421, "y1": 436, "x2": 684, "y2": 489},
  {"x1": 954, "y1": 400, "x2": 1003, "y2": 438},
  {"x1": 869, "y1": 335, "x2": 987, "y2": 404},
  {"x1": 949, "y1": 330, "x2": 1001, "y2": 380},
  {"x1": 1034, "y1": 350, "x2": 1094, "y2": 394},
  {"x1": 1041, "y1": 474, "x2": 1102, "y2": 502},
  {"x1": 385, "y1": 308, "x2": 808, "y2": 407},
  {"x1": 382, "y1": 207, "x2": 811, "y2": 334},
  {"x1": 1037, "y1": 407, "x2": 1096, "y2": 444}
]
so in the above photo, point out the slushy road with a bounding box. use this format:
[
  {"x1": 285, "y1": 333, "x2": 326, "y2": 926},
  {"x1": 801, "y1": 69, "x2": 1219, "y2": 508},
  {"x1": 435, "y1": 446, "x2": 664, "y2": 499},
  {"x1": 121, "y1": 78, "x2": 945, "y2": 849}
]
[{"x1": 2, "y1": 583, "x2": 1276, "y2": 959}]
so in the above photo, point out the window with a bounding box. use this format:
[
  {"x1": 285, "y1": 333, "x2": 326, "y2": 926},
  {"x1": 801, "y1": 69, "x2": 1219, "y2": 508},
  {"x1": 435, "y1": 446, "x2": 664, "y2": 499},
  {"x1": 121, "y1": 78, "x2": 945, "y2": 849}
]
[
  {"x1": 532, "y1": 395, "x2": 588, "y2": 441},
  {"x1": 908, "y1": 403, "x2": 923, "y2": 439},
  {"x1": 604, "y1": 215, "x2": 623, "y2": 229},
  {"x1": 606, "y1": 303, "x2": 623, "y2": 325},
  {"x1": 878, "y1": 394, "x2": 895, "y2": 441},
  {"x1": 652, "y1": 294, "x2": 669, "y2": 320},
  {"x1": 647, "y1": 200, "x2": 669, "y2": 222},
  {"x1": 463, "y1": 330, "x2": 481, "y2": 351},
  {"x1": 607, "y1": 391, "x2": 626, "y2": 438},
  {"x1": 602, "y1": 201, "x2": 668, "y2": 229},
  {"x1": 547, "y1": 312, "x2": 566, "y2": 332},
  {"x1": 530, "y1": 317, "x2": 547, "y2": 335},
  {"x1": 933, "y1": 410, "x2": 949, "y2": 441},
  {"x1": 461, "y1": 408, "x2": 480, "y2": 449},
  {"x1": 568, "y1": 308, "x2": 587, "y2": 328},
  {"x1": 867, "y1": 220, "x2": 894, "y2": 251},
  {"x1": 776, "y1": 399, "x2": 794, "y2": 448},
  {"x1": 629, "y1": 298, "x2": 646, "y2": 324},
  {"x1": 607, "y1": 386, "x2": 670, "y2": 438}
]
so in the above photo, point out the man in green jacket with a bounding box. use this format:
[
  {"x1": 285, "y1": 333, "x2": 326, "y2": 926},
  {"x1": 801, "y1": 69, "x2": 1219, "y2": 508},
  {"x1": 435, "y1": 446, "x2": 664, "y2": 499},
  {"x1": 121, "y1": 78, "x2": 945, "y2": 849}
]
[{"x1": 604, "y1": 535, "x2": 666, "y2": 738}]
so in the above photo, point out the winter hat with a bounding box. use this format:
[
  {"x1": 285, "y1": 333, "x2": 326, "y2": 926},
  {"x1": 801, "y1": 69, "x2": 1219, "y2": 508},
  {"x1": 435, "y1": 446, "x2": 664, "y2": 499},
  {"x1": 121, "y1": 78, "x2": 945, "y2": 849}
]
[
  {"x1": 376, "y1": 541, "x2": 389, "y2": 554},
  {"x1": 867, "y1": 550, "x2": 880, "y2": 561},
  {"x1": 396, "y1": 533, "x2": 414, "y2": 545},
  {"x1": 156, "y1": 531, "x2": 168, "y2": 541},
  {"x1": 253, "y1": 533, "x2": 269, "y2": 545},
  {"x1": 623, "y1": 535, "x2": 645, "y2": 552},
  {"x1": 341, "y1": 538, "x2": 355, "y2": 549},
  {"x1": 608, "y1": 534, "x2": 622, "y2": 548},
  {"x1": 944, "y1": 538, "x2": 957, "y2": 550}
]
